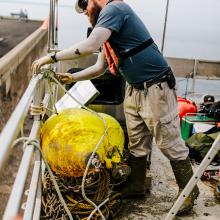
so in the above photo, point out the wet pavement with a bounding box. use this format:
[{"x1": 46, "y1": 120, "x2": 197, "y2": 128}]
[{"x1": 115, "y1": 145, "x2": 220, "y2": 220}]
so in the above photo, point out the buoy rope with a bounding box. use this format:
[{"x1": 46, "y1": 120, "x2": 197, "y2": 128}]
[
  {"x1": 12, "y1": 137, "x2": 74, "y2": 220},
  {"x1": 38, "y1": 69, "x2": 109, "y2": 219}
]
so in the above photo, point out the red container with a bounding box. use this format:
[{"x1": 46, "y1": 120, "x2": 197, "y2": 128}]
[{"x1": 178, "y1": 96, "x2": 197, "y2": 125}]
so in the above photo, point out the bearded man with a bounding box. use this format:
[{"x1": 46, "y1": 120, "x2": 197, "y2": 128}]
[{"x1": 32, "y1": 0, "x2": 199, "y2": 215}]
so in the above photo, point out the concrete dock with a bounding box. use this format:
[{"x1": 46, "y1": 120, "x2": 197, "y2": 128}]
[
  {"x1": 0, "y1": 17, "x2": 41, "y2": 58},
  {"x1": 0, "y1": 17, "x2": 47, "y2": 131}
]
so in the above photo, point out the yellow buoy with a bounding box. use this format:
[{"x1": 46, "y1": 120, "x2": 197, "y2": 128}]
[{"x1": 40, "y1": 108, "x2": 124, "y2": 177}]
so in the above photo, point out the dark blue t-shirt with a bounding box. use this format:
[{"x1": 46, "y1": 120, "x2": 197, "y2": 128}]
[{"x1": 96, "y1": 1, "x2": 170, "y2": 84}]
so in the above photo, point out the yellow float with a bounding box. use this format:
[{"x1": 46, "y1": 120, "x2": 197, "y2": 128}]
[{"x1": 40, "y1": 108, "x2": 124, "y2": 177}]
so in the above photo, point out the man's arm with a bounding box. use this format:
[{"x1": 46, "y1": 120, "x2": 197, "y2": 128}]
[
  {"x1": 55, "y1": 51, "x2": 107, "y2": 84},
  {"x1": 31, "y1": 27, "x2": 111, "y2": 74}
]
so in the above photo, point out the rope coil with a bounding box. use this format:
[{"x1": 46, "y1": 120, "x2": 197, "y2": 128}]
[
  {"x1": 12, "y1": 137, "x2": 123, "y2": 220},
  {"x1": 30, "y1": 102, "x2": 44, "y2": 116},
  {"x1": 28, "y1": 69, "x2": 113, "y2": 219}
]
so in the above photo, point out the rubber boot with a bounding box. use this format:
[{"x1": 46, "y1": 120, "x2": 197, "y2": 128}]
[
  {"x1": 120, "y1": 153, "x2": 147, "y2": 198},
  {"x1": 170, "y1": 157, "x2": 200, "y2": 215}
]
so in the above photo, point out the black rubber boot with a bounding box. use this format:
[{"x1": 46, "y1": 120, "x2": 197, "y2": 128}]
[
  {"x1": 120, "y1": 153, "x2": 147, "y2": 199},
  {"x1": 170, "y1": 157, "x2": 200, "y2": 215}
]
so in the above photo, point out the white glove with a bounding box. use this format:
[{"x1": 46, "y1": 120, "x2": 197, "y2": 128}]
[{"x1": 31, "y1": 55, "x2": 54, "y2": 74}]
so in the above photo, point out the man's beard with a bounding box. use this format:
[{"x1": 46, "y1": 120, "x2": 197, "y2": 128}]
[{"x1": 88, "y1": 4, "x2": 102, "y2": 27}]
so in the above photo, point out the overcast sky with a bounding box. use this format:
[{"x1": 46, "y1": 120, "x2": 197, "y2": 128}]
[{"x1": 0, "y1": 0, "x2": 219, "y2": 59}]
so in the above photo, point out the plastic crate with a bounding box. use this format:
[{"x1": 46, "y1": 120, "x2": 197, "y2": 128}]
[{"x1": 181, "y1": 115, "x2": 216, "y2": 140}]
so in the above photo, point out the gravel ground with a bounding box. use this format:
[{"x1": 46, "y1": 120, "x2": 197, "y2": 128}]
[
  {"x1": 0, "y1": 127, "x2": 219, "y2": 219},
  {"x1": 115, "y1": 146, "x2": 220, "y2": 220}
]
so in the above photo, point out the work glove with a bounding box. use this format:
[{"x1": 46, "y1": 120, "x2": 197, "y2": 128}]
[
  {"x1": 31, "y1": 55, "x2": 54, "y2": 75},
  {"x1": 54, "y1": 73, "x2": 74, "y2": 84}
]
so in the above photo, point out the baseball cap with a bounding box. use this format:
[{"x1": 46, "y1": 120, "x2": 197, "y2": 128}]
[
  {"x1": 203, "y1": 95, "x2": 215, "y2": 105},
  {"x1": 75, "y1": 0, "x2": 86, "y2": 14}
]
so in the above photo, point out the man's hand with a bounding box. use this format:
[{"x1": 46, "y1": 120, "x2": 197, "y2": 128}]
[
  {"x1": 54, "y1": 73, "x2": 74, "y2": 84},
  {"x1": 31, "y1": 55, "x2": 54, "y2": 75}
]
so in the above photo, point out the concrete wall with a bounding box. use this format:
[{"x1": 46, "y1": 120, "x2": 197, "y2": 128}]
[
  {"x1": 59, "y1": 55, "x2": 220, "y2": 79},
  {"x1": 167, "y1": 57, "x2": 220, "y2": 78},
  {"x1": 0, "y1": 26, "x2": 48, "y2": 131}
]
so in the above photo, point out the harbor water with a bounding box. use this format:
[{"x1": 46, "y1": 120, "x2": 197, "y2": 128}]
[
  {"x1": 0, "y1": 0, "x2": 220, "y2": 60},
  {"x1": 0, "y1": 0, "x2": 220, "y2": 98}
]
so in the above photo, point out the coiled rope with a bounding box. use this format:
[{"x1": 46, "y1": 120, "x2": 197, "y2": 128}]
[
  {"x1": 27, "y1": 69, "x2": 115, "y2": 219},
  {"x1": 12, "y1": 138, "x2": 74, "y2": 220},
  {"x1": 40, "y1": 69, "x2": 110, "y2": 219}
]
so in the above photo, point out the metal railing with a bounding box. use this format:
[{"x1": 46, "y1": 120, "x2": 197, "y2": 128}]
[
  {"x1": 0, "y1": 75, "x2": 41, "y2": 172},
  {"x1": 0, "y1": 74, "x2": 53, "y2": 220},
  {"x1": 0, "y1": 1, "x2": 59, "y2": 218}
]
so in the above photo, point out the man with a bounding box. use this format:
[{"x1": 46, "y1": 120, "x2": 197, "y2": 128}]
[{"x1": 32, "y1": 0, "x2": 199, "y2": 215}]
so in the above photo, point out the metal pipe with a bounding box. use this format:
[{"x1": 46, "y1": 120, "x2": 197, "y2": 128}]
[
  {"x1": 55, "y1": 0, "x2": 59, "y2": 46},
  {"x1": 23, "y1": 79, "x2": 44, "y2": 220},
  {"x1": 23, "y1": 156, "x2": 41, "y2": 220},
  {"x1": 191, "y1": 59, "x2": 198, "y2": 95},
  {"x1": 0, "y1": 75, "x2": 41, "y2": 174},
  {"x1": 31, "y1": 93, "x2": 51, "y2": 220},
  {"x1": 48, "y1": 0, "x2": 59, "y2": 52},
  {"x1": 161, "y1": 0, "x2": 170, "y2": 54},
  {"x1": 48, "y1": 0, "x2": 52, "y2": 52},
  {"x1": 51, "y1": 0, "x2": 55, "y2": 46},
  {"x1": 3, "y1": 121, "x2": 41, "y2": 220},
  {"x1": 32, "y1": 170, "x2": 42, "y2": 220}
]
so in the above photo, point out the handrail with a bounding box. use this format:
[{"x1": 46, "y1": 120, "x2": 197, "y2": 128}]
[
  {"x1": 3, "y1": 121, "x2": 41, "y2": 220},
  {"x1": 1, "y1": 0, "x2": 58, "y2": 219},
  {"x1": 48, "y1": 0, "x2": 59, "y2": 52},
  {"x1": 0, "y1": 74, "x2": 42, "y2": 174},
  {"x1": 1, "y1": 75, "x2": 52, "y2": 220},
  {"x1": 23, "y1": 84, "x2": 51, "y2": 220},
  {"x1": 32, "y1": 169, "x2": 42, "y2": 220}
]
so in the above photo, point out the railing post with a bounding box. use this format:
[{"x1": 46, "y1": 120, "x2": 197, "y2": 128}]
[
  {"x1": 23, "y1": 78, "x2": 45, "y2": 220},
  {"x1": 191, "y1": 59, "x2": 198, "y2": 96},
  {"x1": 55, "y1": 0, "x2": 58, "y2": 46},
  {"x1": 3, "y1": 77, "x2": 44, "y2": 220},
  {"x1": 161, "y1": 0, "x2": 170, "y2": 54},
  {"x1": 0, "y1": 75, "x2": 41, "y2": 174},
  {"x1": 48, "y1": 0, "x2": 58, "y2": 52}
]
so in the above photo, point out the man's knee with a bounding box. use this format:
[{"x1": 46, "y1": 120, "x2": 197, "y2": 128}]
[
  {"x1": 128, "y1": 134, "x2": 153, "y2": 157},
  {"x1": 160, "y1": 141, "x2": 189, "y2": 161}
]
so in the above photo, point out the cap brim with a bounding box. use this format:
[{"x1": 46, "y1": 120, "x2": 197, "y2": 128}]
[
  {"x1": 75, "y1": 1, "x2": 84, "y2": 13},
  {"x1": 204, "y1": 101, "x2": 214, "y2": 105}
]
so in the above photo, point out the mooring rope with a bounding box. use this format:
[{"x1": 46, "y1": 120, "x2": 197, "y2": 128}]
[
  {"x1": 40, "y1": 69, "x2": 109, "y2": 219},
  {"x1": 12, "y1": 137, "x2": 122, "y2": 219},
  {"x1": 31, "y1": 69, "x2": 110, "y2": 219},
  {"x1": 12, "y1": 137, "x2": 74, "y2": 220}
]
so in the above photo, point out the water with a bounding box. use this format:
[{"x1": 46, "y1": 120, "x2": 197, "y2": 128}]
[
  {"x1": 0, "y1": 0, "x2": 219, "y2": 98},
  {"x1": 176, "y1": 78, "x2": 220, "y2": 102},
  {"x1": 0, "y1": 0, "x2": 220, "y2": 60}
]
